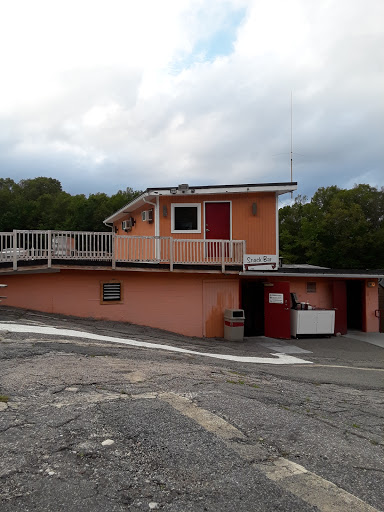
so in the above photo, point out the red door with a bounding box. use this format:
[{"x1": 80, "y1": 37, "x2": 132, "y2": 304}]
[
  {"x1": 264, "y1": 282, "x2": 291, "y2": 339},
  {"x1": 332, "y1": 281, "x2": 347, "y2": 335},
  {"x1": 205, "y1": 202, "x2": 230, "y2": 258}
]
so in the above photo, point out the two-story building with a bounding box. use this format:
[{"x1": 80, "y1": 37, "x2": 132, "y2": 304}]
[{"x1": 0, "y1": 182, "x2": 381, "y2": 338}]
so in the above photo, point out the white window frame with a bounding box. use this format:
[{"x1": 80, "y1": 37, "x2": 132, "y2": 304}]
[{"x1": 171, "y1": 203, "x2": 201, "y2": 234}]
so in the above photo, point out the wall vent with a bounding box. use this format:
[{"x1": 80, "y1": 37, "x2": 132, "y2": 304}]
[
  {"x1": 306, "y1": 282, "x2": 317, "y2": 293},
  {"x1": 102, "y1": 282, "x2": 122, "y2": 302}
]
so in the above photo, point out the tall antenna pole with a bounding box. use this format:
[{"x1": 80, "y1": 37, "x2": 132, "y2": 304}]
[{"x1": 290, "y1": 91, "x2": 293, "y2": 199}]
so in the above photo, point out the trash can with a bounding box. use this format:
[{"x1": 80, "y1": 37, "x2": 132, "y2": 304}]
[{"x1": 224, "y1": 309, "x2": 245, "y2": 341}]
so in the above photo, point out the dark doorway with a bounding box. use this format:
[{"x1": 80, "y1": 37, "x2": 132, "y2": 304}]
[
  {"x1": 332, "y1": 281, "x2": 347, "y2": 335},
  {"x1": 241, "y1": 281, "x2": 264, "y2": 336},
  {"x1": 346, "y1": 281, "x2": 363, "y2": 330}
]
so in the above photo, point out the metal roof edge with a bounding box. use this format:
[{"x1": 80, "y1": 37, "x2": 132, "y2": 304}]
[
  {"x1": 103, "y1": 190, "x2": 149, "y2": 224},
  {"x1": 239, "y1": 272, "x2": 384, "y2": 278},
  {"x1": 146, "y1": 181, "x2": 297, "y2": 192},
  {"x1": 104, "y1": 182, "x2": 298, "y2": 224}
]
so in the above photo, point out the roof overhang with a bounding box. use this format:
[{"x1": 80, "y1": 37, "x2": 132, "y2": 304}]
[
  {"x1": 239, "y1": 271, "x2": 384, "y2": 279},
  {"x1": 104, "y1": 182, "x2": 298, "y2": 224}
]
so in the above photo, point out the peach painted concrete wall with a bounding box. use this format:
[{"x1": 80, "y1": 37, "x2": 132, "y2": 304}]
[
  {"x1": 2, "y1": 271, "x2": 379, "y2": 336},
  {"x1": 0, "y1": 270, "x2": 239, "y2": 338},
  {"x1": 203, "y1": 279, "x2": 240, "y2": 337},
  {"x1": 281, "y1": 277, "x2": 334, "y2": 309},
  {"x1": 263, "y1": 276, "x2": 334, "y2": 309}
]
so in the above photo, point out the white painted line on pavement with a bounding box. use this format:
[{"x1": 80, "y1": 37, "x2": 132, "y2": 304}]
[
  {"x1": 160, "y1": 393, "x2": 380, "y2": 512},
  {"x1": 160, "y1": 392, "x2": 246, "y2": 440},
  {"x1": 298, "y1": 364, "x2": 384, "y2": 372},
  {"x1": 0, "y1": 322, "x2": 313, "y2": 365},
  {"x1": 256, "y1": 458, "x2": 380, "y2": 512},
  {"x1": 259, "y1": 340, "x2": 312, "y2": 354}
]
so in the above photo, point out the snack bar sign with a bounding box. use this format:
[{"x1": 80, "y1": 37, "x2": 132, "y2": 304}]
[{"x1": 243, "y1": 254, "x2": 278, "y2": 271}]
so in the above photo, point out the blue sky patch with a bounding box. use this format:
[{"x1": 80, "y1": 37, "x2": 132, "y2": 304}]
[{"x1": 172, "y1": 7, "x2": 246, "y2": 72}]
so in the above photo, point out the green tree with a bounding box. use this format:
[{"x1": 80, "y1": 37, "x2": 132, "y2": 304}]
[
  {"x1": 279, "y1": 184, "x2": 384, "y2": 269},
  {"x1": 0, "y1": 177, "x2": 142, "y2": 232}
]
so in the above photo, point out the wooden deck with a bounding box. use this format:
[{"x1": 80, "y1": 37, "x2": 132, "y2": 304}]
[{"x1": 0, "y1": 230, "x2": 246, "y2": 272}]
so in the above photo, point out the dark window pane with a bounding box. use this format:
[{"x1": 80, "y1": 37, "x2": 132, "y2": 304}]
[{"x1": 174, "y1": 207, "x2": 198, "y2": 230}]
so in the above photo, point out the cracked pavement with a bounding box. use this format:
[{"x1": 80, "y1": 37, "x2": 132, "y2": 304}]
[{"x1": 0, "y1": 307, "x2": 383, "y2": 511}]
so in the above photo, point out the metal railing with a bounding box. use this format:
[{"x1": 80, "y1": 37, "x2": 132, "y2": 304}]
[{"x1": 0, "y1": 230, "x2": 245, "y2": 271}]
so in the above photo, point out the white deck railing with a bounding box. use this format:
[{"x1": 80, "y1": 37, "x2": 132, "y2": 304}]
[
  {"x1": 0, "y1": 231, "x2": 245, "y2": 271},
  {"x1": 0, "y1": 232, "x2": 14, "y2": 262},
  {"x1": 115, "y1": 236, "x2": 170, "y2": 264}
]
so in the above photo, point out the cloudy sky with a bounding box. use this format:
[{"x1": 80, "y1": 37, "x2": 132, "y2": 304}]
[{"x1": 0, "y1": 0, "x2": 383, "y2": 201}]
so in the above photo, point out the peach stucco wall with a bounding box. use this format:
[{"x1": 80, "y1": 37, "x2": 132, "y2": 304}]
[{"x1": 1, "y1": 270, "x2": 239, "y2": 338}]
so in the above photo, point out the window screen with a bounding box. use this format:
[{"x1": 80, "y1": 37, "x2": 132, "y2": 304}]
[
  {"x1": 102, "y1": 282, "x2": 122, "y2": 302},
  {"x1": 174, "y1": 206, "x2": 198, "y2": 230}
]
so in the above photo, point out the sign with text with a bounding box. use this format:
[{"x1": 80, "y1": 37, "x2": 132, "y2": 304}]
[
  {"x1": 269, "y1": 293, "x2": 284, "y2": 304},
  {"x1": 243, "y1": 254, "x2": 278, "y2": 271}
]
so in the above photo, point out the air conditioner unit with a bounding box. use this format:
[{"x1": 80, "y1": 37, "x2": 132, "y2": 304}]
[
  {"x1": 141, "y1": 209, "x2": 153, "y2": 223},
  {"x1": 122, "y1": 219, "x2": 133, "y2": 231}
]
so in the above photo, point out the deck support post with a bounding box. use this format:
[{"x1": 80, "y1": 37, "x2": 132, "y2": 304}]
[
  {"x1": 112, "y1": 231, "x2": 116, "y2": 269},
  {"x1": 12, "y1": 230, "x2": 17, "y2": 271},
  {"x1": 169, "y1": 238, "x2": 174, "y2": 272},
  {"x1": 47, "y1": 230, "x2": 52, "y2": 268},
  {"x1": 221, "y1": 241, "x2": 225, "y2": 273},
  {"x1": 155, "y1": 236, "x2": 160, "y2": 263}
]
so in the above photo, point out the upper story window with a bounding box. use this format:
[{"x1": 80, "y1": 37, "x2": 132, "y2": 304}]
[{"x1": 171, "y1": 203, "x2": 201, "y2": 233}]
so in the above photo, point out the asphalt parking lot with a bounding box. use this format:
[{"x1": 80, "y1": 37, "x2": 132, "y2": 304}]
[{"x1": 0, "y1": 307, "x2": 383, "y2": 511}]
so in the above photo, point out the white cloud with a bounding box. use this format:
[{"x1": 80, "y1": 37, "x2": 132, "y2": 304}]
[{"x1": 0, "y1": 0, "x2": 383, "y2": 198}]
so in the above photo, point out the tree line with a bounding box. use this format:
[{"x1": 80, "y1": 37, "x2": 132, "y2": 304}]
[
  {"x1": 279, "y1": 184, "x2": 384, "y2": 269},
  {"x1": 1, "y1": 177, "x2": 383, "y2": 268},
  {"x1": 0, "y1": 177, "x2": 141, "y2": 232}
]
